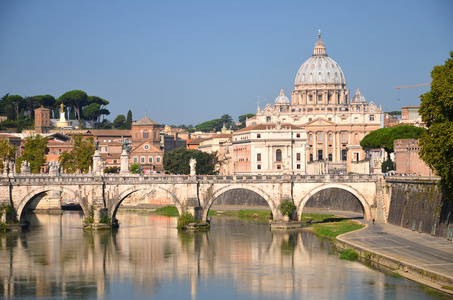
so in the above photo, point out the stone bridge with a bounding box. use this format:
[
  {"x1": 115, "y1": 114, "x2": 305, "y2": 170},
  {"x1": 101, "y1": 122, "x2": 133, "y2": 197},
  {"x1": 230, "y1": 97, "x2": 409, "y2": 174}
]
[{"x1": 0, "y1": 173, "x2": 387, "y2": 228}]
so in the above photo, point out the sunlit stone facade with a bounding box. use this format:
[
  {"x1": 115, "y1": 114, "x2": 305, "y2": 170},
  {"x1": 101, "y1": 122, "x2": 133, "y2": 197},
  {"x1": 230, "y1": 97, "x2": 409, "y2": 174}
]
[{"x1": 245, "y1": 33, "x2": 383, "y2": 174}]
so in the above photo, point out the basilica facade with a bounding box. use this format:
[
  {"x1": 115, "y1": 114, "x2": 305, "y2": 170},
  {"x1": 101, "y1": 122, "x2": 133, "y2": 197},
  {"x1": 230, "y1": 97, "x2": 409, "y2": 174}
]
[{"x1": 234, "y1": 33, "x2": 384, "y2": 174}]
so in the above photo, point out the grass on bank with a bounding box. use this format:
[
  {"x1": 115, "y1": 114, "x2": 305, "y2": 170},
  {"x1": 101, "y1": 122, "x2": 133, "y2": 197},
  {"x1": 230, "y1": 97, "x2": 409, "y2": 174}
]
[{"x1": 154, "y1": 206, "x2": 364, "y2": 238}]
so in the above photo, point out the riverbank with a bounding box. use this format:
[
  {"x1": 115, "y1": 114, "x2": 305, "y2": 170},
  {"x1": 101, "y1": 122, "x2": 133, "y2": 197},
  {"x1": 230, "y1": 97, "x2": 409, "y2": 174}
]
[{"x1": 336, "y1": 220, "x2": 453, "y2": 296}]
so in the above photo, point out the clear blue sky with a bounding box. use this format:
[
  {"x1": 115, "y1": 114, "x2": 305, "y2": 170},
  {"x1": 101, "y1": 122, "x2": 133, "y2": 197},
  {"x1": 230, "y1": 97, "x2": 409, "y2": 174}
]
[{"x1": 1, "y1": 0, "x2": 452, "y2": 126}]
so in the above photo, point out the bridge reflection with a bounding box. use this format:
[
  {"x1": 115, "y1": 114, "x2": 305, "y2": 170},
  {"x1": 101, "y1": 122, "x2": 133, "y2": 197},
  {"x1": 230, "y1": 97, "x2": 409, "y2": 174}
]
[{"x1": 0, "y1": 212, "x2": 408, "y2": 299}]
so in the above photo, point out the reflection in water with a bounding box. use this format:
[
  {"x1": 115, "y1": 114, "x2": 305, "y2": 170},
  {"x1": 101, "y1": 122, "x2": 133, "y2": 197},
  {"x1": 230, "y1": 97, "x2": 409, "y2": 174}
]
[{"x1": 0, "y1": 212, "x2": 445, "y2": 299}]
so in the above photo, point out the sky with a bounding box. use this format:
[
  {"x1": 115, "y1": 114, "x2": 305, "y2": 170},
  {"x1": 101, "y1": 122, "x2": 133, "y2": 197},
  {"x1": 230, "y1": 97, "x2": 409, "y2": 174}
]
[{"x1": 1, "y1": 0, "x2": 452, "y2": 126}]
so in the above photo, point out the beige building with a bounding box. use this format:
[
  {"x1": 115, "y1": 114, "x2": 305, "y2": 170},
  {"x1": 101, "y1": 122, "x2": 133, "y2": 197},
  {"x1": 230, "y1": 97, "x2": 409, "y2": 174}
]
[
  {"x1": 232, "y1": 123, "x2": 307, "y2": 174},
  {"x1": 246, "y1": 33, "x2": 383, "y2": 174}
]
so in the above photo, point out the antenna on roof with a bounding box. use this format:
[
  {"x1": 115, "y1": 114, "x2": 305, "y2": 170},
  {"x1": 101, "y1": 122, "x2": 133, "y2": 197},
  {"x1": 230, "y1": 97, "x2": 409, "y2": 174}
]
[{"x1": 254, "y1": 95, "x2": 266, "y2": 109}]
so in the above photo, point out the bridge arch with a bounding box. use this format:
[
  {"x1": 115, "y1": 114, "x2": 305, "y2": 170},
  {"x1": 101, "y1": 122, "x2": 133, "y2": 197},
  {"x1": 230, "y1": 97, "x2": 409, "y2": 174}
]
[
  {"x1": 296, "y1": 183, "x2": 371, "y2": 220},
  {"x1": 110, "y1": 185, "x2": 184, "y2": 219},
  {"x1": 201, "y1": 184, "x2": 277, "y2": 221},
  {"x1": 15, "y1": 186, "x2": 79, "y2": 222}
]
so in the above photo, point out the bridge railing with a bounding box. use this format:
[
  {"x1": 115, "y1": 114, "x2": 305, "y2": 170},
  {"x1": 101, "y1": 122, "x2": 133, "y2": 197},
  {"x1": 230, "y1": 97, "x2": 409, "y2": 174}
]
[{"x1": 1, "y1": 172, "x2": 383, "y2": 185}]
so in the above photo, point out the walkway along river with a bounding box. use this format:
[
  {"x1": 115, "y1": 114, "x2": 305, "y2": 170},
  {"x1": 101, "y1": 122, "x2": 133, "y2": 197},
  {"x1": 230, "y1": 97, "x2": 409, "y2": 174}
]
[{"x1": 0, "y1": 210, "x2": 451, "y2": 299}]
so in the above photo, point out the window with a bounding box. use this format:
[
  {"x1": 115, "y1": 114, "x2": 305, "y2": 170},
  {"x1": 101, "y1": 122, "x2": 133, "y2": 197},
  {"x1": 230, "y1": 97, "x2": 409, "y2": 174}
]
[
  {"x1": 317, "y1": 150, "x2": 323, "y2": 161},
  {"x1": 296, "y1": 153, "x2": 301, "y2": 161},
  {"x1": 370, "y1": 115, "x2": 375, "y2": 121},
  {"x1": 257, "y1": 153, "x2": 261, "y2": 162},
  {"x1": 134, "y1": 132, "x2": 138, "y2": 139},
  {"x1": 328, "y1": 153, "x2": 332, "y2": 161},
  {"x1": 277, "y1": 165, "x2": 281, "y2": 170},
  {"x1": 318, "y1": 133, "x2": 323, "y2": 142},
  {"x1": 156, "y1": 156, "x2": 161, "y2": 163},
  {"x1": 309, "y1": 154, "x2": 313, "y2": 162},
  {"x1": 143, "y1": 130, "x2": 149, "y2": 139},
  {"x1": 354, "y1": 153, "x2": 360, "y2": 161},
  {"x1": 148, "y1": 156, "x2": 153, "y2": 163},
  {"x1": 276, "y1": 149, "x2": 282, "y2": 162},
  {"x1": 257, "y1": 164, "x2": 261, "y2": 170},
  {"x1": 133, "y1": 157, "x2": 138, "y2": 163},
  {"x1": 354, "y1": 117, "x2": 358, "y2": 122},
  {"x1": 140, "y1": 156, "x2": 145, "y2": 163},
  {"x1": 309, "y1": 135, "x2": 313, "y2": 142},
  {"x1": 357, "y1": 106, "x2": 361, "y2": 111},
  {"x1": 328, "y1": 134, "x2": 332, "y2": 142},
  {"x1": 342, "y1": 133, "x2": 347, "y2": 141},
  {"x1": 257, "y1": 134, "x2": 261, "y2": 138},
  {"x1": 296, "y1": 164, "x2": 301, "y2": 169},
  {"x1": 296, "y1": 133, "x2": 300, "y2": 138},
  {"x1": 143, "y1": 144, "x2": 150, "y2": 150}
]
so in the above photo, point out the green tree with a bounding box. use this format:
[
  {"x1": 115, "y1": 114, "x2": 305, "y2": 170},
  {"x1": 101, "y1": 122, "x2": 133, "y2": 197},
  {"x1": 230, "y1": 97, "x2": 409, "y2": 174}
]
[
  {"x1": 164, "y1": 147, "x2": 219, "y2": 175},
  {"x1": 0, "y1": 138, "x2": 16, "y2": 170},
  {"x1": 360, "y1": 125, "x2": 425, "y2": 158},
  {"x1": 59, "y1": 134, "x2": 95, "y2": 173},
  {"x1": 126, "y1": 110, "x2": 132, "y2": 130},
  {"x1": 57, "y1": 90, "x2": 88, "y2": 123},
  {"x1": 238, "y1": 113, "x2": 255, "y2": 129},
  {"x1": 16, "y1": 134, "x2": 48, "y2": 173},
  {"x1": 7, "y1": 95, "x2": 24, "y2": 120},
  {"x1": 113, "y1": 114, "x2": 126, "y2": 129},
  {"x1": 83, "y1": 103, "x2": 101, "y2": 128},
  {"x1": 419, "y1": 51, "x2": 453, "y2": 191}
]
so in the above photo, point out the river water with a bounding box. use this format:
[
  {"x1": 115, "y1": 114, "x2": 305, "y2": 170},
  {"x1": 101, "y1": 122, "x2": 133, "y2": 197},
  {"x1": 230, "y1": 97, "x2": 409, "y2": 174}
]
[{"x1": 0, "y1": 211, "x2": 449, "y2": 300}]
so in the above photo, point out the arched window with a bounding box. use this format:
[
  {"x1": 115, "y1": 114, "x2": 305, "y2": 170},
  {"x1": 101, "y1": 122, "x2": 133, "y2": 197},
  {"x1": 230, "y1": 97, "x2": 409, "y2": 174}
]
[
  {"x1": 143, "y1": 130, "x2": 149, "y2": 139},
  {"x1": 276, "y1": 149, "x2": 282, "y2": 162},
  {"x1": 328, "y1": 153, "x2": 333, "y2": 161}
]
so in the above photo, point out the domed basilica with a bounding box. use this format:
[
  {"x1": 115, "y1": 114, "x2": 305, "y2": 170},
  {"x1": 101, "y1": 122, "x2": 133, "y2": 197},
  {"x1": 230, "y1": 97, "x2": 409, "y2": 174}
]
[{"x1": 234, "y1": 33, "x2": 383, "y2": 175}]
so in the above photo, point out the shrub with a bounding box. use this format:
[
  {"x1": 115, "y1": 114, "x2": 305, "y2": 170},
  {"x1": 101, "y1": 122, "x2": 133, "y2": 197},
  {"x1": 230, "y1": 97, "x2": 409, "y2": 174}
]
[
  {"x1": 340, "y1": 248, "x2": 359, "y2": 261},
  {"x1": 177, "y1": 211, "x2": 195, "y2": 229},
  {"x1": 279, "y1": 201, "x2": 295, "y2": 217}
]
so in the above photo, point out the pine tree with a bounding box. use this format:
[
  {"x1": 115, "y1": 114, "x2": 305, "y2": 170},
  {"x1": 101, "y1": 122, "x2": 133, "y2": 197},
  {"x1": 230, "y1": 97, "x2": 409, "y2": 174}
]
[{"x1": 126, "y1": 110, "x2": 132, "y2": 130}]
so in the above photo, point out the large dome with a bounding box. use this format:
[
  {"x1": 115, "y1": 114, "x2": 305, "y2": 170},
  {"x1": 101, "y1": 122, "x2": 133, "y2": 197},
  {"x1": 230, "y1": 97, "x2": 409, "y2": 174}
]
[{"x1": 294, "y1": 34, "x2": 346, "y2": 86}]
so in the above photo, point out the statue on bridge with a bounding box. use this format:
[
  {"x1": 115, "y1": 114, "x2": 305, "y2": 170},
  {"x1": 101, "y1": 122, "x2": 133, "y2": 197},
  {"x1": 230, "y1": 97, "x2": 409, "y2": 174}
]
[
  {"x1": 48, "y1": 160, "x2": 60, "y2": 175},
  {"x1": 20, "y1": 160, "x2": 31, "y2": 174},
  {"x1": 189, "y1": 158, "x2": 197, "y2": 176}
]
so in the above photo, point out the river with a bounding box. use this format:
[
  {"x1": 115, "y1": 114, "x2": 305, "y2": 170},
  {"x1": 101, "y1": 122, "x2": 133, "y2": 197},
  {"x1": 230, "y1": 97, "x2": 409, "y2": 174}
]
[{"x1": 0, "y1": 211, "x2": 449, "y2": 299}]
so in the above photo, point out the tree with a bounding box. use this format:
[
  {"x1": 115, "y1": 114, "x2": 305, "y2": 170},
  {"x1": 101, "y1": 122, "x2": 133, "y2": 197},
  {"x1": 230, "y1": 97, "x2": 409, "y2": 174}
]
[
  {"x1": 113, "y1": 114, "x2": 126, "y2": 129},
  {"x1": 163, "y1": 147, "x2": 219, "y2": 175},
  {"x1": 59, "y1": 134, "x2": 95, "y2": 173},
  {"x1": 360, "y1": 125, "x2": 425, "y2": 158},
  {"x1": 0, "y1": 138, "x2": 16, "y2": 170},
  {"x1": 238, "y1": 113, "x2": 255, "y2": 129},
  {"x1": 16, "y1": 134, "x2": 48, "y2": 173},
  {"x1": 7, "y1": 95, "x2": 24, "y2": 120},
  {"x1": 83, "y1": 103, "x2": 101, "y2": 128},
  {"x1": 419, "y1": 51, "x2": 453, "y2": 191},
  {"x1": 126, "y1": 110, "x2": 132, "y2": 130},
  {"x1": 57, "y1": 90, "x2": 88, "y2": 123}
]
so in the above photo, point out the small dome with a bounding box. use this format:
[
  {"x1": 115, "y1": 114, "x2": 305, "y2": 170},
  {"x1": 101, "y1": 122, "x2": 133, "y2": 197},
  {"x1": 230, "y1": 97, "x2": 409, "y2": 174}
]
[
  {"x1": 274, "y1": 89, "x2": 290, "y2": 105},
  {"x1": 351, "y1": 88, "x2": 366, "y2": 103},
  {"x1": 295, "y1": 33, "x2": 346, "y2": 86}
]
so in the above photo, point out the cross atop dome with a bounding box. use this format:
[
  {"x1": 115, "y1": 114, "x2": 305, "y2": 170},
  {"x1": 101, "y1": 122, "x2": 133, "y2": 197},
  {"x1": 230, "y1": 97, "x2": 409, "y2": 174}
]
[{"x1": 313, "y1": 30, "x2": 326, "y2": 56}]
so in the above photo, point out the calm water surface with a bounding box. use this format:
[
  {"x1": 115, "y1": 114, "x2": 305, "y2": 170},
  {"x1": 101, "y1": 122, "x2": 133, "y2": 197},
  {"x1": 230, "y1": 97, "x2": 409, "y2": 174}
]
[{"x1": 0, "y1": 211, "x2": 450, "y2": 300}]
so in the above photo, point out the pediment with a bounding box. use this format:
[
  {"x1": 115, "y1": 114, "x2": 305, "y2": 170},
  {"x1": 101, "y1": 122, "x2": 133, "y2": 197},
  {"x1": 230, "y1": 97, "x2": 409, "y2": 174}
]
[{"x1": 304, "y1": 117, "x2": 336, "y2": 126}]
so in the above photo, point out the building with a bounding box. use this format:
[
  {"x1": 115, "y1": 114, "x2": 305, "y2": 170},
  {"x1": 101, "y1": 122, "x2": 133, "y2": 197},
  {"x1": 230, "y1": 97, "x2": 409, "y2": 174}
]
[
  {"x1": 129, "y1": 114, "x2": 163, "y2": 173},
  {"x1": 245, "y1": 33, "x2": 383, "y2": 174},
  {"x1": 232, "y1": 123, "x2": 307, "y2": 174},
  {"x1": 34, "y1": 106, "x2": 51, "y2": 134},
  {"x1": 394, "y1": 138, "x2": 432, "y2": 176}
]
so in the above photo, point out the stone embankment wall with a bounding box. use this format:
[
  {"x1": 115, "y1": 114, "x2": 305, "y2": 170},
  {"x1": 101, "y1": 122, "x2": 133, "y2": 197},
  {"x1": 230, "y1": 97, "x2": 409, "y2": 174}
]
[
  {"x1": 214, "y1": 188, "x2": 365, "y2": 215},
  {"x1": 214, "y1": 189, "x2": 268, "y2": 206},
  {"x1": 386, "y1": 177, "x2": 453, "y2": 239},
  {"x1": 303, "y1": 188, "x2": 364, "y2": 214}
]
